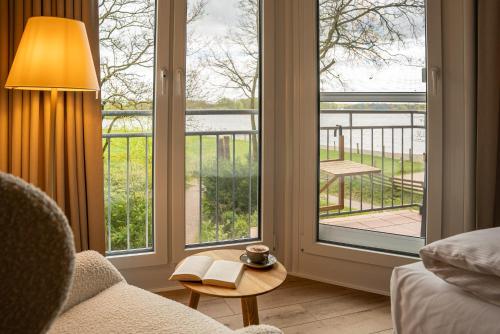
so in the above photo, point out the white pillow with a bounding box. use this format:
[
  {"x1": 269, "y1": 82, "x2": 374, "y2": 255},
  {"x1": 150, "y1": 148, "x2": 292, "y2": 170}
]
[{"x1": 419, "y1": 227, "x2": 500, "y2": 306}]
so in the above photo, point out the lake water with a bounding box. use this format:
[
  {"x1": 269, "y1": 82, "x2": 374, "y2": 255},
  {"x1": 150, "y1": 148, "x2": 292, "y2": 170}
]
[
  {"x1": 186, "y1": 114, "x2": 426, "y2": 155},
  {"x1": 103, "y1": 112, "x2": 426, "y2": 156}
]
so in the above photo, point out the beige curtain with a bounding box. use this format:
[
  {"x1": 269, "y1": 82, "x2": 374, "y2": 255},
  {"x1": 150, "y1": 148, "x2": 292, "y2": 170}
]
[
  {"x1": 0, "y1": 0, "x2": 105, "y2": 253},
  {"x1": 475, "y1": 0, "x2": 500, "y2": 229}
]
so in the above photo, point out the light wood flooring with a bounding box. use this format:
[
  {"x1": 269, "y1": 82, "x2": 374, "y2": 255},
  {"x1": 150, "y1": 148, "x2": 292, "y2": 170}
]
[{"x1": 159, "y1": 276, "x2": 392, "y2": 333}]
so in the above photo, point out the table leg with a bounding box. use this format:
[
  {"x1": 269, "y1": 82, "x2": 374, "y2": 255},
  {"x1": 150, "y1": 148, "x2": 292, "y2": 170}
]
[
  {"x1": 241, "y1": 298, "x2": 249, "y2": 327},
  {"x1": 241, "y1": 296, "x2": 259, "y2": 326},
  {"x1": 188, "y1": 291, "x2": 200, "y2": 309}
]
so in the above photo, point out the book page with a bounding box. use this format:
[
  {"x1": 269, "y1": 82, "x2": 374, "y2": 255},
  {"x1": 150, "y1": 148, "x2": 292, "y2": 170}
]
[
  {"x1": 202, "y1": 260, "x2": 244, "y2": 287},
  {"x1": 170, "y1": 256, "x2": 214, "y2": 281}
]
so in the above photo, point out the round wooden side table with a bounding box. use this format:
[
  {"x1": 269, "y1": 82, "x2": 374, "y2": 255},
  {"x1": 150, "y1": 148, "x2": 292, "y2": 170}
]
[{"x1": 177, "y1": 249, "x2": 287, "y2": 327}]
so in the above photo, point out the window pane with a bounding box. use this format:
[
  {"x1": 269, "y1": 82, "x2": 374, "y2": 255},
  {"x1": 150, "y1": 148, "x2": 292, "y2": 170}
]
[
  {"x1": 99, "y1": 0, "x2": 155, "y2": 254},
  {"x1": 317, "y1": 0, "x2": 426, "y2": 255},
  {"x1": 185, "y1": 0, "x2": 261, "y2": 246}
]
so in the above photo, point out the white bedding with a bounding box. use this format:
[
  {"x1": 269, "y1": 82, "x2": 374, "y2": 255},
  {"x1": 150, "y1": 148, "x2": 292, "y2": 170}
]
[{"x1": 391, "y1": 262, "x2": 500, "y2": 334}]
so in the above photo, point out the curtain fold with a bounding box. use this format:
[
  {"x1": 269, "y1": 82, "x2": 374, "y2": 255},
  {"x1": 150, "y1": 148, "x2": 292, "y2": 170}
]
[
  {"x1": 0, "y1": 0, "x2": 105, "y2": 253},
  {"x1": 475, "y1": 0, "x2": 500, "y2": 229}
]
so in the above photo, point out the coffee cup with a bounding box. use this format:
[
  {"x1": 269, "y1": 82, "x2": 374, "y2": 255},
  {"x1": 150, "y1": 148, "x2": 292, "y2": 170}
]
[{"x1": 245, "y1": 244, "x2": 270, "y2": 264}]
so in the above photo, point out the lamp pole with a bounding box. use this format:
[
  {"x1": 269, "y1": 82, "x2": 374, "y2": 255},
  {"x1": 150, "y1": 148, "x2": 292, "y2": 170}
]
[{"x1": 48, "y1": 88, "x2": 58, "y2": 198}]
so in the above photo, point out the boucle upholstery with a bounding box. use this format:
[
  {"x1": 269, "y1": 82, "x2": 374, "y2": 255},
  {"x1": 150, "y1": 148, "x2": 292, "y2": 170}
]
[
  {"x1": 51, "y1": 251, "x2": 282, "y2": 334},
  {"x1": 51, "y1": 282, "x2": 238, "y2": 334},
  {"x1": 0, "y1": 172, "x2": 75, "y2": 334},
  {"x1": 61, "y1": 251, "x2": 124, "y2": 313},
  {"x1": 234, "y1": 325, "x2": 282, "y2": 334}
]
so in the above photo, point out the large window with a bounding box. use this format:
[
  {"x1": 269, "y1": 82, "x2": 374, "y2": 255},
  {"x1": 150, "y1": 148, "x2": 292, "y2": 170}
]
[
  {"x1": 317, "y1": 0, "x2": 427, "y2": 255},
  {"x1": 99, "y1": 0, "x2": 263, "y2": 258},
  {"x1": 100, "y1": 0, "x2": 155, "y2": 255},
  {"x1": 184, "y1": 0, "x2": 261, "y2": 247}
]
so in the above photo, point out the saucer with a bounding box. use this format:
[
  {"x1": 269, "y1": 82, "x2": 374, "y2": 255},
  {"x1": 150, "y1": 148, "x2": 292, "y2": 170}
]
[{"x1": 240, "y1": 253, "x2": 277, "y2": 269}]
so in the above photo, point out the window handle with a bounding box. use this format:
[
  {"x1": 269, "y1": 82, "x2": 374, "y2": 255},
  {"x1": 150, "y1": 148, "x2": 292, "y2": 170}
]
[
  {"x1": 160, "y1": 67, "x2": 168, "y2": 96},
  {"x1": 430, "y1": 67, "x2": 440, "y2": 96},
  {"x1": 176, "y1": 68, "x2": 184, "y2": 97}
]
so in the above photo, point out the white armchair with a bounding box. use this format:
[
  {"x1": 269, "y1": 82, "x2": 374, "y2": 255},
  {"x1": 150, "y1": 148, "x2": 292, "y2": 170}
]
[{"x1": 0, "y1": 172, "x2": 281, "y2": 334}]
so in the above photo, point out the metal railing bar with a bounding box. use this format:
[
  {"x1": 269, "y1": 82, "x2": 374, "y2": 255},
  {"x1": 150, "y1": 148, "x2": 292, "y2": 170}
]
[
  {"x1": 248, "y1": 134, "x2": 252, "y2": 238},
  {"x1": 232, "y1": 134, "x2": 236, "y2": 239},
  {"x1": 401, "y1": 128, "x2": 404, "y2": 205},
  {"x1": 411, "y1": 115, "x2": 414, "y2": 205},
  {"x1": 319, "y1": 109, "x2": 426, "y2": 115},
  {"x1": 326, "y1": 129, "x2": 330, "y2": 209},
  {"x1": 392, "y1": 128, "x2": 395, "y2": 207},
  {"x1": 103, "y1": 132, "x2": 152, "y2": 138},
  {"x1": 186, "y1": 109, "x2": 258, "y2": 115},
  {"x1": 199, "y1": 136, "x2": 203, "y2": 243},
  {"x1": 320, "y1": 92, "x2": 426, "y2": 103},
  {"x1": 349, "y1": 116, "x2": 353, "y2": 214},
  {"x1": 107, "y1": 138, "x2": 111, "y2": 252},
  {"x1": 371, "y1": 128, "x2": 374, "y2": 210},
  {"x1": 216, "y1": 135, "x2": 220, "y2": 242},
  {"x1": 360, "y1": 128, "x2": 363, "y2": 211},
  {"x1": 102, "y1": 109, "x2": 425, "y2": 120},
  {"x1": 320, "y1": 125, "x2": 425, "y2": 130},
  {"x1": 187, "y1": 130, "x2": 259, "y2": 136},
  {"x1": 104, "y1": 130, "x2": 260, "y2": 138},
  {"x1": 102, "y1": 109, "x2": 259, "y2": 117},
  {"x1": 327, "y1": 129, "x2": 330, "y2": 159},
  {"x1": 126, "y1": 137, "x2": 130, "y2": 250},
  {"x1": 381, "y1": 129, "x2": 385, "y2": 209},
  {"x1": 145, "y1": 137, "x2": 149, "y2": 248}
]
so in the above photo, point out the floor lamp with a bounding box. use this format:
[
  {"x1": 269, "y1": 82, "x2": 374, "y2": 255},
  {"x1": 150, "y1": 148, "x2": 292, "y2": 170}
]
[{"x1": 5, "y1": 17, "x2": 99, "y2": 198}]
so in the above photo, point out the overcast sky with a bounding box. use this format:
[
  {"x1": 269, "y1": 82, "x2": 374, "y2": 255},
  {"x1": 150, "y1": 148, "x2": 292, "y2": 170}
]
[{"x1": 188, "y1": 0, "x2": 426, "y2": 97}]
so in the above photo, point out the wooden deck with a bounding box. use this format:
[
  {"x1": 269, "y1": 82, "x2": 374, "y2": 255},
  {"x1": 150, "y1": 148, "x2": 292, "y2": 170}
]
[
  {"x1": 320, "y1": 209, "x2": 422, "y2": 237},
  {"x1": 159, "y1": 275, "x2": 392, "y2": 333}
]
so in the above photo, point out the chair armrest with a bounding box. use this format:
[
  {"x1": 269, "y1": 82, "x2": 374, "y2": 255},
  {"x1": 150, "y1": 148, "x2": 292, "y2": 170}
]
[
  {"x1": 235, "y1": 325, "x2": 283, "y2": 334},
  {"x1": 61, "y1": 250, "x2": 124, "y2": 313}
]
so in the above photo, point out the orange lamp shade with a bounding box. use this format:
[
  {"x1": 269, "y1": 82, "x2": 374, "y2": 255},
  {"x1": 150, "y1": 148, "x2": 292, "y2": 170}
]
[{"x1": 5, "y1": 16, "x2": 99, "y2": 92}]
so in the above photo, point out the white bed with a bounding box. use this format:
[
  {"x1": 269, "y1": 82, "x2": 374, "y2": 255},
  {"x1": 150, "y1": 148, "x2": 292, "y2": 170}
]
[{"x1": 391, "y1": 262, "x2": 500, "y2": 334}]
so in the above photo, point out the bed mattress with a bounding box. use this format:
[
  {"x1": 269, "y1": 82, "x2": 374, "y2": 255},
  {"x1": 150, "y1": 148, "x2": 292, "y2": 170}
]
[{"x1": 391, "y1": 262, "x2": 500, "y2": 334}]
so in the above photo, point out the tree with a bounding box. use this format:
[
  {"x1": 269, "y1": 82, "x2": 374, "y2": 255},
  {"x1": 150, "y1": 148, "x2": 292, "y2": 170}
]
[
  {"x1": 99, "y1": 0, "x2": 208, "y2": 109},
  {"x1": 319, "y1": 0, "x2": 424, "y2": 88},
  {"x1": 207, "y1": 0, "x2": 425, "y2": 103},
  {"x1": 99, "y1": 0, "x2": 155, "y2": 109},
  {"x1": 207, "y1": 0, "x2": 260, "y2": 158}
]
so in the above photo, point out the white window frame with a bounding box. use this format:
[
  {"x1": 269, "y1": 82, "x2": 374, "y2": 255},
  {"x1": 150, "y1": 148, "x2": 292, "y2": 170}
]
[
  {"x1": 298, "y1": 0, "x2": 443, "y2": 267},
  {"x1": 169, "y1": 0, "x2": 276, "y2": 263},
  {"x1": 108, "y1": 0, "x2": 171, "y2": 269}
]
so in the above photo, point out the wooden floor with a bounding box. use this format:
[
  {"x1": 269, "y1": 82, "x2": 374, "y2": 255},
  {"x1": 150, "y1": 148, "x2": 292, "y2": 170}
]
[{"x1": 159, "y1": 276, "x2": 392, "y2": 333}]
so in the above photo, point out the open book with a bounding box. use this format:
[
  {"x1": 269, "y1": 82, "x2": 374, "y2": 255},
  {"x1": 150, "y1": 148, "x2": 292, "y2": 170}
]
[{"x1": 170, "y1": 255, "x2": 245, "y2": 289}]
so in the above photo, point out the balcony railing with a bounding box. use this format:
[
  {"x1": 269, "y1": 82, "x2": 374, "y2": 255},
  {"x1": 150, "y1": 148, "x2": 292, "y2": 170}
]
[
  {"x1": 319, "y1": 93, "x2": 426, "y2": 216},
  {"x1": 319, "y1": 111, "x2": 426, "y2": 215},
  {"x1": 103, "y1": 94, "x2": 426, "y2": 254},
  {"x1": 102, "y1": 109, "x2": 259, "y2": 254}
]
